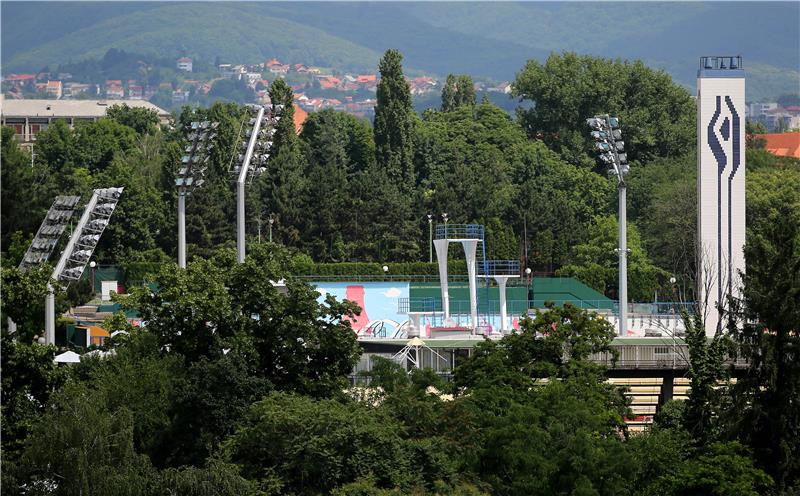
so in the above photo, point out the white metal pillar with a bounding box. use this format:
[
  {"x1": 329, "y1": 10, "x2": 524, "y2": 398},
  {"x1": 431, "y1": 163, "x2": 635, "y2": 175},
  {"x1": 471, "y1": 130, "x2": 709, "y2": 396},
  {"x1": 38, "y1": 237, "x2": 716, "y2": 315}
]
[
  {"x1": 494, "y1": 276, "x2": 510, "y2": 332},
  {"x1": 45, "y1": 284, "x2": 55, "y2": 345},
  {"x1": 407, "y1": 313, "x2": 423, "y2": 338},
  {"x1": 461, "y1": 240, "x2": 478, "y2": 330},
  {"x1": 618, "y1": 183, "x2": 627, "y2": 336},
  {"x1": 178, "y1": 190, "x2": 187, "y2": 268},
  {"x1": 434, "y1": 239, "x2": 450, "y2": 320}
]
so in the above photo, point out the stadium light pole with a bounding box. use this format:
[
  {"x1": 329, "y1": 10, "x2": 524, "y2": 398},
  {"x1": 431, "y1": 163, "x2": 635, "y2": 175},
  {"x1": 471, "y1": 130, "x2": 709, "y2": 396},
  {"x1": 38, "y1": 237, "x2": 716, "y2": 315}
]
[
  {"x1": 177, "y1": 121, "x2": 217, "y2": 268},
  {"x1": 233, "y1": 105, "x2": 278, "y2": 263},
  {"x1": 46, "y1": 187, "x2": 124, "y2": 345},
  {"x1": 587, "y1": 115, "x2": 629, "y2": 336}
]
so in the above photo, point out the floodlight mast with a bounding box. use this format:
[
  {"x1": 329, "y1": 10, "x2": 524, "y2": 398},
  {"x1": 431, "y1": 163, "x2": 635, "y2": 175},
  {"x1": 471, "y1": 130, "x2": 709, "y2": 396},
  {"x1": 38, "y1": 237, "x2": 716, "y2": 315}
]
[
  {"x1": 588, "y1": 115, "x2": 629, "y2": 336},
  {"x1": 237, "y1": 106, "x2": 265, "y2": 263},
  {"x1": 176, "y1": 121, "x2": 217, "y2": 268},
  {"x1": 232, "y1": 105, "x2": 277, "y2": 263},
  {"x1": 19, "y1": 195, "x2": 82, "y2": 270},
  {"x1": 45, "y1": 188, "x2": 123, "y2": 345}
]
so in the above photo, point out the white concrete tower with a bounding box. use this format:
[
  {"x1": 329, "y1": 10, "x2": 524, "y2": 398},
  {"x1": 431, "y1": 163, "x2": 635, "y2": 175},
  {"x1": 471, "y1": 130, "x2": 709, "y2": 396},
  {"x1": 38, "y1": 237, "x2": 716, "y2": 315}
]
[{"x1": 696, "y1": 56, "x2": 745, "y2": 335}]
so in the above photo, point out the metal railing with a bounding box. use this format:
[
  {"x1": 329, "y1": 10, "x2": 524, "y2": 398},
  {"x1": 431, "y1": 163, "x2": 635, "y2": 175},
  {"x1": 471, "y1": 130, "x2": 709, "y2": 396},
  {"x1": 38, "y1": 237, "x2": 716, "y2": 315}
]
[
  {"x1": 396, "y1": 298, "x2": 696, "y2": 316},
  {"x1": 479, "y1": 260, "x2": 521, "y2": 276},
  {"x1": 434, "y1": 223, "x2": 484, "y2": 240},
  {"x1": 700, "y1": 55, "x2": 743, "y2": 71}
]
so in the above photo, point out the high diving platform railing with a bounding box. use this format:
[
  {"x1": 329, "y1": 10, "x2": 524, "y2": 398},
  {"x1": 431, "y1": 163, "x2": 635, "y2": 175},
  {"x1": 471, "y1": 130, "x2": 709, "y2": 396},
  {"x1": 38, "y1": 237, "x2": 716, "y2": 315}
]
[
  {"x1": 435, "y1": 223, "x2": 484, "y2": 240},
  {"x1": 479, "y1": 260, "x2": 520, "y2": 277}
]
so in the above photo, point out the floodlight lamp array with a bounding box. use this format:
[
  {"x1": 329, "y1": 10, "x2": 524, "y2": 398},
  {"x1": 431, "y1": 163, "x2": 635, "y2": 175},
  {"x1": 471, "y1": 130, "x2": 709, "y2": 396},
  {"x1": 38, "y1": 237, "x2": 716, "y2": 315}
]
[
  {"x1": 587, "y1": 115, "x2": 628, "y2": 182},
  {"x1": 57, "y1": 187, "x2": 124, "y2": 281},
  {"x1": 19, "y1": 195, "x2": 82, "y2": 269},
  {"x1": 177, "y1": 121, "x2": 218, "y2": 192},
  {"x1": 232, "y1": 106, "x2": 280, "y2": 184}
]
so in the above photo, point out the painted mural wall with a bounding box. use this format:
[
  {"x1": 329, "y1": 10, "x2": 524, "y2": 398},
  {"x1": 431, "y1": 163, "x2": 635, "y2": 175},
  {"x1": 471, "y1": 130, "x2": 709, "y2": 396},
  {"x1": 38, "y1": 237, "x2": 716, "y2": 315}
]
[{"x1": 314, "y1": 282, "x2": 410, "y2": 335}]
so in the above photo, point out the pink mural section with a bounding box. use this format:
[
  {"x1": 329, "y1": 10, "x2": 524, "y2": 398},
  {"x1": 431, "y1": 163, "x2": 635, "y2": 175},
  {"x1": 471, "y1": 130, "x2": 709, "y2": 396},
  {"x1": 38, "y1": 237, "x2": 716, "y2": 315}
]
[{"x1": 344, "y1": 285, "x2": 370, "y2": 330}]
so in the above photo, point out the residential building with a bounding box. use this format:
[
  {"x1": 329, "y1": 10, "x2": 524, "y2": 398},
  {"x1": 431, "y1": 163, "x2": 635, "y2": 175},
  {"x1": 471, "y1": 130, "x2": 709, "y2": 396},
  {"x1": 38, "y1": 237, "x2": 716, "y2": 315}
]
[
  {"x1": 0, "y1": 97, "x2": 171, "y2": 149},
  {"x1": 759, "y1": 132, "x2": 800, "y2": 159},
  {"x1": 245, "y1": 73, "x2": 262, "y2": 86},
  {"x1": 106, "y1": 85, "x2": 124, "y2": 99},
  {"x1": 63, "y1": 82, "x2": 93, "y2": 98},
  {"x1": 172, "y1": 90, "x2": 190, "y2": 104},
  {"x1": 45, "y1": 80, "x2": 62, "y2": 99},
  {"x1": 747, "y1": 102, "x2": 778, "y2": 120},
  {"x1": 3, "y1": 74, "x2": 37, "y2": 89},
  {"x1": 763, "y1": 107, "x2": 800, "y2": 131},
  {"x1": 128, "y1": 85, "x2": 144, "y2": 100},
  {"x1": 177, "y1": 57, "x2": 193, "y2": 72},
  {"x1": 218, "y1": 64, "x2": 234, "y2": 78}
]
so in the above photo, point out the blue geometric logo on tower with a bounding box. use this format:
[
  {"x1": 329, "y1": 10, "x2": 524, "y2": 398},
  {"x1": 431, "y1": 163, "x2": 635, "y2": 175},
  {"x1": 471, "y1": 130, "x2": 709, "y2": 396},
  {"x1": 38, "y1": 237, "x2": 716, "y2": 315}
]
[{"x1": 706, "y1": 94, "x2": 741, "y2": 299}]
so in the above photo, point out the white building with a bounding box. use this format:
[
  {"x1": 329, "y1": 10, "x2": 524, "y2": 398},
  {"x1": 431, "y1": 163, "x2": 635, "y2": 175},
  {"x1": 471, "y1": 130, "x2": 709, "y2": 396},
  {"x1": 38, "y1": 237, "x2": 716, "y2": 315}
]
[
  {"x1": 0, "y1": 98, "x2": 171, "y2": 149},
  {"x1": 176, "y1": 57, "x2": 193, "y2": 72}
]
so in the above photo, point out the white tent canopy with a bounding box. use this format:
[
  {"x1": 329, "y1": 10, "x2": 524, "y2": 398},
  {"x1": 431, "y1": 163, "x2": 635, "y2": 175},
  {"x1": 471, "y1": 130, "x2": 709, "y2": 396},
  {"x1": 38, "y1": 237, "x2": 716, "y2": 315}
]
[{"x1": 53, "y1": 350, "x2": 81, "y2": 363}]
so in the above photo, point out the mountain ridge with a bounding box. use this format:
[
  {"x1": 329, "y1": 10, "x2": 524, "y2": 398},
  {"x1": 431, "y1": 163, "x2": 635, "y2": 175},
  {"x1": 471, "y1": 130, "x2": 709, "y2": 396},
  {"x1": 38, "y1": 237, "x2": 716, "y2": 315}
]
[{"x1": 2, "y1": 2, "x2": 798, "y2": 101}]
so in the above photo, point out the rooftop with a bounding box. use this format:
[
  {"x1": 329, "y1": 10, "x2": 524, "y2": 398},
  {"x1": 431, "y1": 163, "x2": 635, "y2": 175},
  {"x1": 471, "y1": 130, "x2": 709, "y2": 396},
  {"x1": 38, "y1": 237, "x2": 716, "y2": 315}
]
[
  {"x1": 760, "y1": 132, "x2": 800, "y2": 159},
  {"x1": 1, "y1": 98, "x2": 171, "y2": 120}
]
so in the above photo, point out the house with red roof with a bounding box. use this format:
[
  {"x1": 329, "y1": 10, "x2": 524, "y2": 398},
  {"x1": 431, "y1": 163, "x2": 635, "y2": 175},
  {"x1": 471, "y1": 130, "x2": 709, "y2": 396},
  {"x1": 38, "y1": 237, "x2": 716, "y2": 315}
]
[
  {"x1": 293, "y1": 104, "x2": 308, "y2": 134},
  {"x1": 105, "y1": 81, "x2": 124, "y2": 99},
  {"x1": 4, "y1": 74, "x2": 36, "y2": 89},
  {"x1": 759, "y1": 133, "x2": 800, "y2": 159},
  {"x1": 45, "y1": 81, "x2": 62, "y2": 99},
  {"x1": 269, "y1": 65, "x2": 289, "y2": 75},
  {"x1": 318, "y1": 76, "x2": 341, "y2": 90}
]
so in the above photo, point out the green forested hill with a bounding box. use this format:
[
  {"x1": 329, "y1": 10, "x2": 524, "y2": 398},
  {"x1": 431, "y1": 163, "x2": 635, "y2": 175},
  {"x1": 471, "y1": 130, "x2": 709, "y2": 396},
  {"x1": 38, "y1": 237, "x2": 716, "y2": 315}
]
[
  {"x1": 2, "y1": 1, "x2": 798, "y2": 101},
  {"x1": 1, "y1": 3, "x2": 383, "y2": 72}
]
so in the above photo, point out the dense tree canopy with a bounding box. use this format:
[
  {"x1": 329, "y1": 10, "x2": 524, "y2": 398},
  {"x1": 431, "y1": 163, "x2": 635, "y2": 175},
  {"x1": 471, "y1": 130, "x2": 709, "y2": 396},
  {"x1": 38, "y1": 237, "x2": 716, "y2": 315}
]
[
  {"x1": 1, "y1": 49, "x2": 798, "y2": 495},
  {"x1": 513, "y1": 52, "x2": 696, "y2": 167}
]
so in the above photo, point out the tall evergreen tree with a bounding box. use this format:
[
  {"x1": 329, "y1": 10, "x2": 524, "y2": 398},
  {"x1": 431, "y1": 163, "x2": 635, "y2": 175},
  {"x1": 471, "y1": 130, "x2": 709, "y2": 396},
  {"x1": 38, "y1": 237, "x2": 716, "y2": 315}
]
[
  {"x1": 733, "y1": 199, "x2": 800, "y2": 492},
  {"x1": 374, "y1": 49, "x2": 416, "y2": 188},
  {"x1": 441, "y1": 74, "x2": 476, "y2": 112},
  {"x1": 268, "y1": 79, "x2": 297, "y2": 157},
  {"x1": 259, "y1": 79, "x2": 307, "y2": 245}
]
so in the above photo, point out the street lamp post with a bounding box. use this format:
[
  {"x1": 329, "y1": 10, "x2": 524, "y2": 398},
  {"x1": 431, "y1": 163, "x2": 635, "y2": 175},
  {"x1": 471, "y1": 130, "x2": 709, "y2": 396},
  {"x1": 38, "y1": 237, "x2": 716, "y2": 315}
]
[
  {"x1": 442, "y1": 213, "x2": 449, "y2": 238},
  {"x1": 89, "y1": 260, "x2": 97, "y2": 296},
  {"x1": 427, "y1": 214, "x2": 433, "y2": 263},
  {"x1": 525, "y1": 267, "x2": 532, "y2": 307},
  {"x1": 268, "y1": 214, "x2": 274, "y2": 243},
  {"x1": 587, "y1": 115, "x2": 629, "y2": 336}
]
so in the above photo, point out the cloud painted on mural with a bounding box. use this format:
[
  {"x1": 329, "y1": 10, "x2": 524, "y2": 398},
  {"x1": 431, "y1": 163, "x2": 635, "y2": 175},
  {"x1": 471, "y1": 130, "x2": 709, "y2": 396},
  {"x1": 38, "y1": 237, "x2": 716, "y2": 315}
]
[{"x1": 381, "y1": 287, "x2": 402, "y2": 298}]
